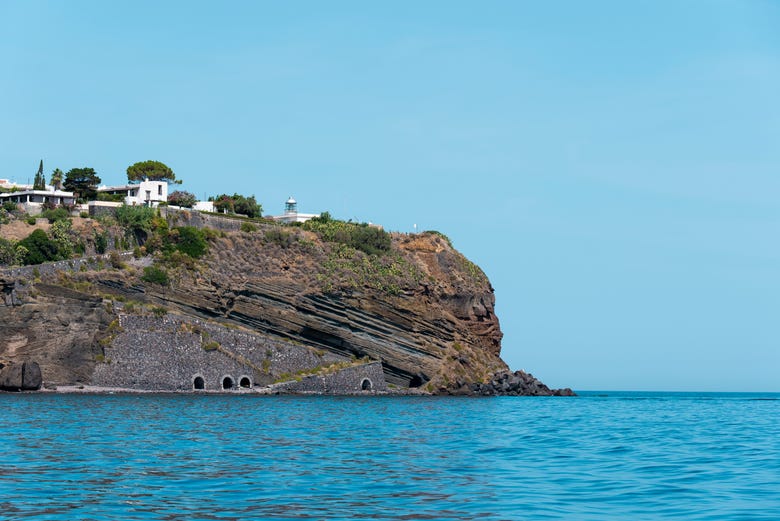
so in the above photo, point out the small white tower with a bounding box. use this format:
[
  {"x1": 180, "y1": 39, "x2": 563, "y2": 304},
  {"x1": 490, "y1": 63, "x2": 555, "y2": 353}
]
[{"x1": 284, "y1": 196, "x2": 297, "y2": 216}]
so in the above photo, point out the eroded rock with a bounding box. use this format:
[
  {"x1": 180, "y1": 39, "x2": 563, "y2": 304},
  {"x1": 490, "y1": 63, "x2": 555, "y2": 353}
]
[{"x1": 0, "y1": 361, "x2": 42, "y2": 391}]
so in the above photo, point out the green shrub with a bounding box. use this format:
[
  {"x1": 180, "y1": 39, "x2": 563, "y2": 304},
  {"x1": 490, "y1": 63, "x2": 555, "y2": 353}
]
[
  {"x1": 79, "y1": 211, "x2": 89, "y2": 219},
  {"x1": 170, "y1": 226, "x2": 208, "y2": 258},
  {"x1": 116, "y1": 204, "x2": 155, "y2": 232},
  {"x1": 97, "y1": 193, "x2": 125, "y2": 202},
  {"x1": 41, "y1": 207, "x2": 70, "y2": 223},
  {"x1": 94, "y1": 232, "x2": 108, "y2": 254},
  {"x1": 50, "y1": 219, "x2": 74, "y2": 258},
  {"x1": 26, "y1": 216, "x2": 36, "y2": 225},
  {"x1": 264, "y1": 228, "x2": 296, "y2": 248},
  {"x1": 2, "y1": 201, "x2": 17, "y2": 213},
  {"x1": 17, "y1": 229, "x2": 60, "y2": 264},
  {"x1": 0, "y1": 238, "x2": 15, "y2": 266},
  {"x1": 141, "y1": 265, "x2": 169, "y2": 286},
  {"x1": 240, "y1": 222, "x2": 257, "y2": 233},
  {"x1": 109, "y1": 251, "x2": 125, "y2": 269},
  {"x1": 303, "y1": 217, "x2": 391, "y2": 255}
]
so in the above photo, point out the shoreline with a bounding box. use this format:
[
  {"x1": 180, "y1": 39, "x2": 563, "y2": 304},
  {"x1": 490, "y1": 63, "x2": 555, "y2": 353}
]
[{"x1": 19, "y1": 384, "x2": 409, "y2": 396}]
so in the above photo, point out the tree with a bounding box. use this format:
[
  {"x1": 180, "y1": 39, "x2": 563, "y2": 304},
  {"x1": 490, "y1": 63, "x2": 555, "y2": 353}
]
[
  {"x1": 126, "y1": 160, "x2": 178, "y2": 184},
  {"x1": 210, "y1": 193, "x2": 262, "y2": 218},
  {"x1": 212, "y1": 194, "x2": 234, "y2": 214},
  {"x1": 63, "y1": 167, "x2": 101, "y2": 203},
  {"x1": 167, "y1": 190, "x2": 197, "y2": 208},
  {"x1": 234, "y1": 194, "x2": 261, "y2": 218},
  {"x1": 49, "y1": 219, "x2": 74, "y2": 258},
  {"x1": 33, "y1": 160, "x2": 46, "y2": 190},
  {"x1": 50, "y1": 168, "x2": 64, "y2": 190},
  {"x1": 0, "y1": 238, "x2": 15, "y2": 266}
]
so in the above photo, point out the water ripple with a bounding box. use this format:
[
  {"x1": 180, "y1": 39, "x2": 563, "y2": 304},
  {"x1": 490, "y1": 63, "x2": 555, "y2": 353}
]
[{"x1": 1, "y1": 392, "x2": 779, "y2": 520}]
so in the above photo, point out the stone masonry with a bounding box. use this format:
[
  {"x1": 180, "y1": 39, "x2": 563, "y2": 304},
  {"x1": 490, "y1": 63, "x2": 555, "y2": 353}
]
[{"x1": 91, "y1": 313, "x2": 386, "y2": 393}]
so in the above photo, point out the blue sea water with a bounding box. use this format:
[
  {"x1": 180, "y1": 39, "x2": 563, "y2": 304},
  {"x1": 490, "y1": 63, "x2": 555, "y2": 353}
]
[{"x1": 1, "y1": 392, "x2": 778, "y2": 520}]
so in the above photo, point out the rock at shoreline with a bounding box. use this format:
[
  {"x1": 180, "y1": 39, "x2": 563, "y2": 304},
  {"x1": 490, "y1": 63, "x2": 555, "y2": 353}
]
[
  {"x1": 0, "y1": 361, "x2": 43, "y2": 391},
  {"x1": 463, "y1": 370, "x2": 576, "y2": 396}
]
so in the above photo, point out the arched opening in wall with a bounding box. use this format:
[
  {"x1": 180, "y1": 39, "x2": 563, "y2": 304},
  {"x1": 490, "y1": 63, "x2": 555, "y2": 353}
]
[
  {"x1": 239, "y1": 376, "x2": 251, "y2": 389},
  {"x1": 222, "y1": 376, "x2": 234, "y2": 390},
  {"x1": 193, "y1": 376, "x2": 205, "y2": 390},
  {"x1": 361, "y1": 378, "x2": 372, "y2": 391}
]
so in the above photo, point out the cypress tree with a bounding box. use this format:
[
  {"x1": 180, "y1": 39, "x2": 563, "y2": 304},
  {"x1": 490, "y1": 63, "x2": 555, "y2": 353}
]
[{"x1": 33, "y1": 160, "x2": 46, "y2": 190}]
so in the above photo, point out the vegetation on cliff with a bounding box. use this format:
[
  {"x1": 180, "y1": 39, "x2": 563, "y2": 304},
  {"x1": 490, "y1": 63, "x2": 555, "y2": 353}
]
[{"x1": 1, "y1": 203, "x2": 515, "y2": 393}]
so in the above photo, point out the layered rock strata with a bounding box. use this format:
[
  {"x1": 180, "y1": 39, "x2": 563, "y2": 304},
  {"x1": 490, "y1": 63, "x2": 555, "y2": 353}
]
[{"x1": 1, "y1": 220, "x2": 570, "y2": 395}]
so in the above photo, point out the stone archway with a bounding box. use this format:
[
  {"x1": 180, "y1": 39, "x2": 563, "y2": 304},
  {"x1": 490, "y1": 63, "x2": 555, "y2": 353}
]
[
  {"x1": 193, "y1": 375, "x2": 205, "y2": 390},
  {"x1": 222, "y1": 375, "x2": 235, "y2": 390},
  {"x1": 361, "y1": 378, "x2": 372, "y2": 391},
  {"x1": 239, "y1": 376, "x2": 252, "y2": 389}
]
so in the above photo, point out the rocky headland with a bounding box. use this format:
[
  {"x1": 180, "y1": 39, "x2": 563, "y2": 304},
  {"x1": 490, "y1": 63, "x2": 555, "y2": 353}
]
[{"x1": 0, "y1": 210, "x2": 573, "y2": 396}]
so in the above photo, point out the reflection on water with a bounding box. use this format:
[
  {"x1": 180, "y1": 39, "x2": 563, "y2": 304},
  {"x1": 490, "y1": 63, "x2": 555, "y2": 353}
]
[{"x1": 1, "y1": 393, "x2": 779, "y2": 520}]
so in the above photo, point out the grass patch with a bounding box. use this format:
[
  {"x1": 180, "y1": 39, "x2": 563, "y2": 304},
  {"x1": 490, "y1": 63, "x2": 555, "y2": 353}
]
[
  {"x1": 202, "y1": 341, "x2": 220, "y2": 351},
  {"x1": 142, "y1": 265, "x2": 169, "y2": 286}
]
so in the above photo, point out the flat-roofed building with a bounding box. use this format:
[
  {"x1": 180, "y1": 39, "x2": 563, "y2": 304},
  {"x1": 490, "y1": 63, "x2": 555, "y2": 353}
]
[{"x1": 96, "y1": 179, "x2": 168, "y2": 207}]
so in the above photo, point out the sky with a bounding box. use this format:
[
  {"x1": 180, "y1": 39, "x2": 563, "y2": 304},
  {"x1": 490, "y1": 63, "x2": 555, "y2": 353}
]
[{"x1": 1, "y1": 1, "x2": 778, "y2": 391}]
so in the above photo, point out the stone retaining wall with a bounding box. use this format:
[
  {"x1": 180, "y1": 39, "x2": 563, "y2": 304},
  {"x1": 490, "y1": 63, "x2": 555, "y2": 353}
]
[
  {"x1": 90, "y1": 313, "x2": 380, "y2": 393},
  {"x1": 164, "y1": 208, "x2": 248, "y2": 233},
  {"x1": 269, "y1": 362, "x2": 388, "y2": 394},
  {"x1": 1, "y1": 252, "x2": 136, "y2": 281}
]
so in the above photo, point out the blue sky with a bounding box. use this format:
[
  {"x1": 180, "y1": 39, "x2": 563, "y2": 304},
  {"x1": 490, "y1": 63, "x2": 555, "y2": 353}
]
[{"x1": 1, "y1": 1, "x2": 778, "y2": 391}]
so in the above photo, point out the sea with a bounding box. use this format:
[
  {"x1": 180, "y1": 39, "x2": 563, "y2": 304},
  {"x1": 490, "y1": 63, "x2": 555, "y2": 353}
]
[{"x1": 1, "y1": 392, "x2": 778, "y2": 520}]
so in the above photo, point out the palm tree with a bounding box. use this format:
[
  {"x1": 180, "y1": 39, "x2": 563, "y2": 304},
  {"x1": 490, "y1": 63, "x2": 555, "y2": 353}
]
[{"x1": 50, "y1": 168, "x2": 63, "y2": 190}]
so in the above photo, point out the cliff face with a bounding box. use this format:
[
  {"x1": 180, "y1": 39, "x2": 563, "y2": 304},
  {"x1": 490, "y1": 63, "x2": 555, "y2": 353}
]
[
  {"x1": 0, "y1": 283, "x2": 112, "y2": 386},
  {"x1": 1, "y1": 226, "x2": 512, "y2": 392},
  {"x1": 117, "y1": 229, "x2": 507, "y2": 389}
]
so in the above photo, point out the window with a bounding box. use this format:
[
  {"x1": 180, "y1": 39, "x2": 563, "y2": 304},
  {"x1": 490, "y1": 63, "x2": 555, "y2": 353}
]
[{"x1": 158, "y1": 185, "x2": 163, "y2": 196}]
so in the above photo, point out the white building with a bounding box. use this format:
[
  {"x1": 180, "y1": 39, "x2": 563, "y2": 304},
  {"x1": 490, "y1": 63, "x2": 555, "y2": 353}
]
[
  {"x1": 0, "y1": 187, "x2": 77, "y2": 215},
  {"x1": 96, "y1": 179, "x2": 168, "y2": 207},
  {"x1": 192, "y1": 200, "x2": 215, "y2": 213},
  {"x1": 269, "y1": 197, "x2": 320, "y2": 224}
]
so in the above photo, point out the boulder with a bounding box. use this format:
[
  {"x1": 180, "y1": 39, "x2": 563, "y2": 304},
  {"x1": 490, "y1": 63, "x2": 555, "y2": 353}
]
[
  {"x1": 460, "y1": 370, "x2": 576, "y2": 396},
  {"x1": 0, "y1": 361, "x2": 42, "y2": 391}
]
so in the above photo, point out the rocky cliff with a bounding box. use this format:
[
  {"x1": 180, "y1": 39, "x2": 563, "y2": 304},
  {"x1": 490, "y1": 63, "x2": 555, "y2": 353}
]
[
  {"x1": 0, "y1": 283, "x2": 112, "y2": 386},
  {"x1": 1, "y1": 219, "x2": 569, "y2": 395}
]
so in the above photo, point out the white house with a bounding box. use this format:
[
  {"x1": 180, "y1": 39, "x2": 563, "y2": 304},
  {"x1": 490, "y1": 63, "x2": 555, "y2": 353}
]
[
  {"x1": 192, "y1": 200, "x2": 215, "y2": 212},
  {"x1": 0, "y1": 187, "x2": 77, "y2": 215},
  {"x1": 269, "y1": 197, "x2": 320, "y2": 224},
  {"x1": 96, "y1": 179, "x2": 168, "y2": 207}
]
